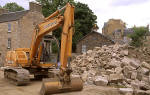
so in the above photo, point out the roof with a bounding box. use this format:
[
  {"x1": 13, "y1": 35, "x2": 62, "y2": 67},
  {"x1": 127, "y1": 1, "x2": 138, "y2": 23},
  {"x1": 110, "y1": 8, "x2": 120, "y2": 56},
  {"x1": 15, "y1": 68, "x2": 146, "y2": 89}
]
[
  {"x1": 123, "y1": 28, "x2": 150, "y2": 36},
  {"x1": 0, "y1": 10, "x2": 29, "y2": 23},
  {"x1": 123, "y1": 28, "x2": 134, "y2": 36},
  {"x1": 146, "y1": 32, "x2": 150, "y2": 36},
  {"x1": 77, "y1": 31, "x2": 115, "y2": 44}
]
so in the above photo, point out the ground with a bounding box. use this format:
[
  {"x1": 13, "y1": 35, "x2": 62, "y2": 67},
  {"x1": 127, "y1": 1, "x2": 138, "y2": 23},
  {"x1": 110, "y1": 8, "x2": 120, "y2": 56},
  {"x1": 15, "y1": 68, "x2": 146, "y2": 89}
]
[{"x1": 0, "y1": 70, "x2": 122, "y2": 95}]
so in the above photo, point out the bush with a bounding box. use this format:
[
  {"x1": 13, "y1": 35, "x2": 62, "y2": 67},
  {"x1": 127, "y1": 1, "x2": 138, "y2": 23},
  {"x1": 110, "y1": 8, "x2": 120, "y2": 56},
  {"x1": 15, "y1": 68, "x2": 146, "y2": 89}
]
[
  {"x1": 52, "y1": 42, "x2": 59, "y2": 53},
  {"x1": 129, "y1": 27, "x2": 148, "y2": 47}
]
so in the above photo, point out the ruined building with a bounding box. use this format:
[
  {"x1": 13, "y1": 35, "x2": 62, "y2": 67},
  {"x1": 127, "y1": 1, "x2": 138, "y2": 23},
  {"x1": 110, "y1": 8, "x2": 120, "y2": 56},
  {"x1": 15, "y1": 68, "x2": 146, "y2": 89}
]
[
  {"x1": 102, "y1": 19, "x2": 150, "y2": 44},
  {"x1": 0, "y1": 2, "x2": 44, "y2": 65},
  {"x1": 76, "y1": 31, "x2": 114, "y2": 53},
  {"x1": 102, "y1": 19, "x2": 126, "y2": 43},
  {"x1": 102, "y1": 19, "x2": 126, "y2": 38}
]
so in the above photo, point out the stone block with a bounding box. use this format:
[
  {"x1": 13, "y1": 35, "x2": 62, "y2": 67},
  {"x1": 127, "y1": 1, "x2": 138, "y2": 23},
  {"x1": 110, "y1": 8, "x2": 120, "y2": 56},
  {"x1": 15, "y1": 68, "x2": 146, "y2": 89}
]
[
  {"x1": 119, "y1": 88, "x2": 133, "y2": 95},
  {"x1": 142, "y1": 67, "x2": 149, "y2": 75},
  {"x1": 94, "y1": 76, "x2": 108, "y2": 86},
  {"x1": 136, "y1": 72, "x2": 143, "y2": 81},
  {"x1": 123, "y1": 66, "x2": 133, "y2": 79},
  {"x1": 129, "y1": 58, "x2": 140, "y2": 68},
  {"x1": 139, "y1": 81, "x2": 150, "y2": 90},
  {"x1": 115, "y1": 67, "x2": 122, "y2": 74},
  {"x1": 142, "y1": 75, "x2": 149, "y2": 83},
  {"x1": 142, "y1": 62, "x2": 150, "y2": 70},
  {"x1": 109, "y1": 73, "x2": 124, "y2": 83},
  {"x1": 105, "y1": 69, "x2": 115, "y2": 75},
  {"x1": 120, "y1": 50, "x2": 128, "y2": 56},
  {"x1": 134, "y1": 90, "x2": 150, "y2": 95},
  {"x1": 131, "y1": 80, "x2": 140, "y2": 89},
  {"x1": 81, "y1": 71, "x2": 88, "y2": 82},
  {"x1": 131, "y1": 71, "x2": 137, "y2": 80}
]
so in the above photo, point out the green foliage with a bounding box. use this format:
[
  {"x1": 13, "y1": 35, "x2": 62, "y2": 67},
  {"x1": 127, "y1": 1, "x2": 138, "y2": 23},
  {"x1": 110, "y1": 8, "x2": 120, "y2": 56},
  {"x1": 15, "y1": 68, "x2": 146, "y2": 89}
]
[
  {"x1": 129, "y1": 27, "x2": 148, "y2": 47},
  {"x1": 3, "y1": 2, "x2": 24, "y2": 12},
  {"x1": 52, "y1": 42, "x2": 59, "y2": 53},
  {"x1": 36, "y1": 0, "x2": 97, "y2": 52},
  {"x1": 36, "y1": 0, "x2": 74, "y2": 17},
  {"x1": 73, "y1": 2, "x2": 97, "y2": 51}
]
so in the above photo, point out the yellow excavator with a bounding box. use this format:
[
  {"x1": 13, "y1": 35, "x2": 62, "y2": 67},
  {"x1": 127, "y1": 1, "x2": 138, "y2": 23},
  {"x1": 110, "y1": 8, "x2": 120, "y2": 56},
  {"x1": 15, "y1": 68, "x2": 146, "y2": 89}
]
[{"x1": 4, "y1": 3, "x2": 83, "y2": 94}]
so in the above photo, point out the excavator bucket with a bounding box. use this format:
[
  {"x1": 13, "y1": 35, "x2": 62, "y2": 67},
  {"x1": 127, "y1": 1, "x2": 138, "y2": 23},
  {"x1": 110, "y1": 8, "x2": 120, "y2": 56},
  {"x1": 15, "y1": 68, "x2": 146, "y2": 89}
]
[{"x1": 40, "y1": 77, "x2": 83, "y2": 95}]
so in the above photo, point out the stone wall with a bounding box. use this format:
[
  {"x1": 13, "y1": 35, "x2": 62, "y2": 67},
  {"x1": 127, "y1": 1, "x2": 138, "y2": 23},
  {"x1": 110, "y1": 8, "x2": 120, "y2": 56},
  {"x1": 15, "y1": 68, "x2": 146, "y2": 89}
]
[
  {"x1": 0, "y1": 8, "x2": 8, "y2": 15},
  {"x1": 102, "y1": 19, "x2": 126, "y2": 39},
  {"x1": 0, "y1": 9, "x2": 44, "y2": 66},
  {"x1": 0, "y1": 21, "x2": 19, "y2": 65},
  {"x1": 29, "y1": 2, "x2": 42, "y2": 13},
  {"x1": 19, "y1": 11, "x2": 44, "y2": 48},
  {"x1": 76, "y1": 32, "x2": 114, "y2": 53}
]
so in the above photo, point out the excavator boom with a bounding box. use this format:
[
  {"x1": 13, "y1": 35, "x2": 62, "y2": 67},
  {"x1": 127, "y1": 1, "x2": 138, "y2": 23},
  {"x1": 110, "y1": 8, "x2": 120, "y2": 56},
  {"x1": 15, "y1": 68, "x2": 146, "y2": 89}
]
[{"x1": 30, "y1": 15, "x2": 63, "y2": 64}]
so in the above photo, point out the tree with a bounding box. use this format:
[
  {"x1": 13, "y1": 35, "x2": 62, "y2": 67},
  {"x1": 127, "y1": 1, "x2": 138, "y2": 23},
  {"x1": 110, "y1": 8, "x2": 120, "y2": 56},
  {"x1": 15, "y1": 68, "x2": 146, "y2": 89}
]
[
  {"x1": 36, "y1": 0, "x2": 97, "y2": 52},
  {"x1": 129, "y1": 27, "x2": 148, "y2": 47},
  {"x1": 3, "y1": 2, "x2": 24, "y2": 12},
  {"x1": 73, "y1": 2, "x2": 97, "y2": 50},
  {"x1": 36, "y1": 0, "x2": 74, "y2": 17}
]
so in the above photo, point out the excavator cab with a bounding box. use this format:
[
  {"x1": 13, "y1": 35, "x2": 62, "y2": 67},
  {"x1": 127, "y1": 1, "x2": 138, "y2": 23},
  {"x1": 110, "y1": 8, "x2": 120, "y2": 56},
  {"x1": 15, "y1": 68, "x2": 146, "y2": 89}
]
[{"x1": 41, "y1": 35, "x2": 58, "y2": 64}]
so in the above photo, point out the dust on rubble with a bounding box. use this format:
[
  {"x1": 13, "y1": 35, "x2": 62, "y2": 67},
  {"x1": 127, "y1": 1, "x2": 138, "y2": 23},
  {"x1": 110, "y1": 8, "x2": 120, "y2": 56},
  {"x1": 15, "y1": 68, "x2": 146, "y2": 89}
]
[
  {"x1": 71, "y1": 44, "x2": 150, "y2": 95},
  {"x1": 0, "y1": 70, "x2": 122, "y2": 95},
  {"x1": 1, "y1": 44, "x2": 150, "y2": 95}
]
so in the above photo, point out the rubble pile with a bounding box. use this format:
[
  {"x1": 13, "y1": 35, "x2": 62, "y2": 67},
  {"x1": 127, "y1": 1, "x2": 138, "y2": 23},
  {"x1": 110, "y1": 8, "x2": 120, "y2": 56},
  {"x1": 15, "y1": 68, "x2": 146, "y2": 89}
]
[
  {"x1": 128, "y1": 46, "x2": 150, "y2": 63},
  {"x1": 71, "y1": 44, "x2": 150, "y2": 92}
]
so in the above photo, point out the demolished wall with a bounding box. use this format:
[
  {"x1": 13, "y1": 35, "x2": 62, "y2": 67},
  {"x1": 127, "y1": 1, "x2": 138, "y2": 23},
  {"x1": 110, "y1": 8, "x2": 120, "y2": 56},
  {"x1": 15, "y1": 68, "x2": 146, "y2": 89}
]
[{"x1": 71, "y1": 44, "x2": 150, "y2": 94}]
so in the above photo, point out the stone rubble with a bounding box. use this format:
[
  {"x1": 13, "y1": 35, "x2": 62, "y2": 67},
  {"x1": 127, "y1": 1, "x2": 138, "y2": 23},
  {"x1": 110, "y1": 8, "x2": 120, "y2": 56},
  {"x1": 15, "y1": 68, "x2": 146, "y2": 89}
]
[{"x1": 71, "y1": 44, "x2": 150, "y2": 94}]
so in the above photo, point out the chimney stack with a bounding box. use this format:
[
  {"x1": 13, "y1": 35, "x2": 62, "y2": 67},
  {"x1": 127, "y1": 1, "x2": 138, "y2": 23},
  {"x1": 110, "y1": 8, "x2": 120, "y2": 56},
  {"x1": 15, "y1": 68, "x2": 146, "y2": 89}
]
[
  {"x1": 0, "y1": 8, "x2": 9, "y2": 15},
  {"x1": 147, "y1": 24, "x2": 149, "y2": 31},
  {"x1": 29, "y1": 2, "x2": 42, "y2": 13}
]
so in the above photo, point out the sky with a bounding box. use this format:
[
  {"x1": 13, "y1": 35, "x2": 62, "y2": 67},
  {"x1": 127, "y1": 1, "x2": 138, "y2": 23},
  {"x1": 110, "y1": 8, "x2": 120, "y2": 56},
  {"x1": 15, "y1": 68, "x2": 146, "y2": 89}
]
[{"x1": 0, "y1": 0, "x2": 150, "y2": 32}]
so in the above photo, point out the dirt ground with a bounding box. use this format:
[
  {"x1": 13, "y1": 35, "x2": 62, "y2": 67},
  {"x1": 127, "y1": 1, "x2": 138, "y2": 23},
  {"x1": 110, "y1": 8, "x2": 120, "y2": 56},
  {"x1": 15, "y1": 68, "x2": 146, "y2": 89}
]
[{"x1": 0, "y1": 70, "x2": 121, "y2": 95}]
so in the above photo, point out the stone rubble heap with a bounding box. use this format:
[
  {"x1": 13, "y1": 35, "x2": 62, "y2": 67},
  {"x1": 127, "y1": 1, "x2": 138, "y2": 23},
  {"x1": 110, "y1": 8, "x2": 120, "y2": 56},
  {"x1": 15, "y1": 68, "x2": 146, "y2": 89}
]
[{"x1": 71, "y1": 44, "x2": 150, "y2": 93}]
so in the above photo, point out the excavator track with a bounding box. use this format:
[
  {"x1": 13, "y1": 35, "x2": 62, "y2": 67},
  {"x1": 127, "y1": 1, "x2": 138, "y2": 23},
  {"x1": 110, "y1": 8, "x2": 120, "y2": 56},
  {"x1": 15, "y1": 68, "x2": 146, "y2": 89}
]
[{"x1": 4, "y1": 67, "x2": 30, "y2": 85}]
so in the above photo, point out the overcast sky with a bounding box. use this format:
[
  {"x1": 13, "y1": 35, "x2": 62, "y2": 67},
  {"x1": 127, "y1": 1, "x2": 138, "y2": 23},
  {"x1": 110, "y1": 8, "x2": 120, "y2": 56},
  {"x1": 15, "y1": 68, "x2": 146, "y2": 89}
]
[{"x1": 0, "y1": 0, "x2": 150, "y2": 32}]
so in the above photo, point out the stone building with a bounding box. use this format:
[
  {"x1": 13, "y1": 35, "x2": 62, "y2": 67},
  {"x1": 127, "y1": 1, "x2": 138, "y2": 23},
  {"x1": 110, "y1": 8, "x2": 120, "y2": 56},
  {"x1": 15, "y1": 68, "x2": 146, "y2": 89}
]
[
  {"x1": 112, "y1": 28, "x2": 134, "y2": 44},
  {"x1": 102, "y1": 19, "x2": 126, "y2": 40},
  {"x1": 0, "y1": 8, "x2": 8, "y2": 14},
  {"x1": 76, "y1": 31, "x2": 114, "y2": 53},
  {"x1": 102, "y1": 19, "x2": 150, "y2": 44},
  {"x1": 0, "y1": 2, "x2": 44, "y2": 65}
]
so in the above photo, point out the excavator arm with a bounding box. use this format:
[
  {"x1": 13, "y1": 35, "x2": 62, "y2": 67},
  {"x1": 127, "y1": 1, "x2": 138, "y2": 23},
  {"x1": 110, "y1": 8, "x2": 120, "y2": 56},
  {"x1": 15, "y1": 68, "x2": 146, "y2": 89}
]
[
  {"x1": 38, "y1": 3, "x2": 83, "y2": 95},
  {"x1": 29, "y1": 13, "x2": 63, "y2": 64},
  {"x1": 28, "y1": 3, "x2": 83, "y2": 95},
  {"x1": 30, "y1": 3, "x2": 74, "y2": 69}
]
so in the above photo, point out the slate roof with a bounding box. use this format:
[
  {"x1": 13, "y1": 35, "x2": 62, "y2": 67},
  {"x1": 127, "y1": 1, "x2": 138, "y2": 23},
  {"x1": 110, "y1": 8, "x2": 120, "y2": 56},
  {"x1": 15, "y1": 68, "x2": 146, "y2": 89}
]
[
  {"x1": 146, "y1": 32, "x2": 150, "y2": 36},
  {"x1": 123, "y1": 28, "x2": 134, "y2": 36},
  {"x1": 0, "y1": 10, "x2": 29, "y2": 23},
  {"x1": 77, "y1": 31, "x2": 115, "y2": 44}
]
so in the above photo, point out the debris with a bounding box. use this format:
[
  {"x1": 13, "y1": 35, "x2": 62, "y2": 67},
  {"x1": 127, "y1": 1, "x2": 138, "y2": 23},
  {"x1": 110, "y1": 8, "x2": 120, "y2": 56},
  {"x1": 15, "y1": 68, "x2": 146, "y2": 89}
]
[
  {"x1": 94, "y1": 76, "x2": 108, "y2": 86},
  {"x1": 71, "y1": 44, "x2": 150, "y2": 93},
  {"x1": 119, "y1": 88, "x2": 133, "y2": 95},
  {"x1": 109, "y1": 73, "x2": 124, "y2": 83}
]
